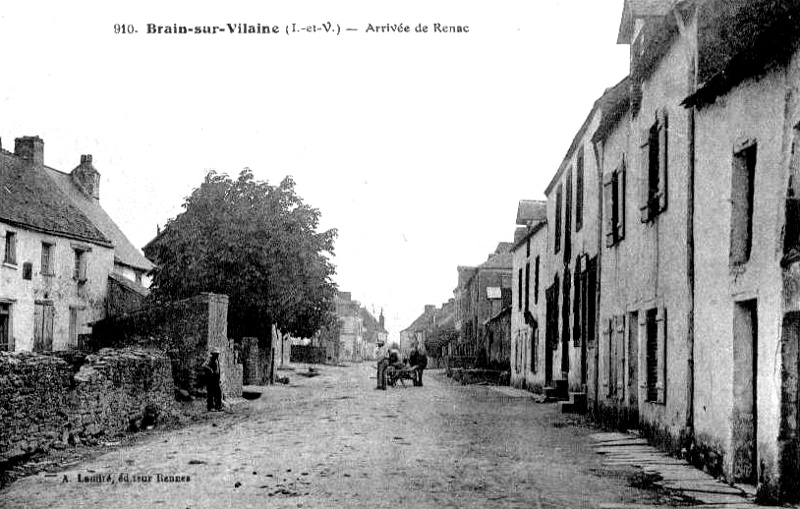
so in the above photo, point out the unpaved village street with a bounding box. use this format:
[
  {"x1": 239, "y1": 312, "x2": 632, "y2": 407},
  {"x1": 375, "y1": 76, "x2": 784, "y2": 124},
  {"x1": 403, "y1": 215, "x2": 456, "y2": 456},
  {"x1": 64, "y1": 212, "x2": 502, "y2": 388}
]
[{"x1": 2, "y1": 364, "x2": 691, "y2": 509}]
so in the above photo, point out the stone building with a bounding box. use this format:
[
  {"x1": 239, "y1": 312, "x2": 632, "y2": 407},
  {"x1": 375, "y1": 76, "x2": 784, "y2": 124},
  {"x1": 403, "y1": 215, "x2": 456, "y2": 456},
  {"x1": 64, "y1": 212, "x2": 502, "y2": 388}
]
[
  {"x1": 451, "y1": 242, "x2": 513, "y2": 367},
  {"x1": 359, "y1": 307, "x2": 387, "y2": 360},
  {"x1": 335, "y1": 291, "x2": 363, "y2": 362},
  {"x1": 589, "y1": 0, "x2": 800, "y2": 500},
  {"x1": 510, "y1": 200, "x2": 547, "y2": 390},
  {"x1": 0, "y1": 136, "x2": 148, "y2": 352},
  {"x1": 542, "y1": 89, "x2": 607, "y2": 399}
]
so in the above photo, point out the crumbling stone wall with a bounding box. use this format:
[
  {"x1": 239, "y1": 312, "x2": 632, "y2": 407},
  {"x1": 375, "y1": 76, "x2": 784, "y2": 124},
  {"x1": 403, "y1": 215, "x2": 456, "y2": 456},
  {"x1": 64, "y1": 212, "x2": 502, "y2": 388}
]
[
  {"x1": 91, "y1": 293, "x2": 242, "y2": 398},
  {"x1": 0, "y1": 348, "x2": 174, "y2": 464}
]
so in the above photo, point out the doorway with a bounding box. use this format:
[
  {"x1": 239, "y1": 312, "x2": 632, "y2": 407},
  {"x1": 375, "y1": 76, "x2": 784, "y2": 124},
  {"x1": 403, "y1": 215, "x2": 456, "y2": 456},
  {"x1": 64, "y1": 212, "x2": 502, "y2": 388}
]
[{"x1": 732, "y1": 299, "x2": 757, "y2": 484}]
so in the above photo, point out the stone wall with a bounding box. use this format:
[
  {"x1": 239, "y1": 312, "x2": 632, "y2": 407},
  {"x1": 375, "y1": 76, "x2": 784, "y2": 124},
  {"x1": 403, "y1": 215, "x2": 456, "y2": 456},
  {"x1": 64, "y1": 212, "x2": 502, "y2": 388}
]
[
  {"x1": 91, "y1": 293, "x2": 242, "y2": 398},
  {"x1": 290, "y1": 345, "x2": 326, "y2": 364},
  {"x1": 0, "y1": 348, "x2": 174, "y2": 464}
]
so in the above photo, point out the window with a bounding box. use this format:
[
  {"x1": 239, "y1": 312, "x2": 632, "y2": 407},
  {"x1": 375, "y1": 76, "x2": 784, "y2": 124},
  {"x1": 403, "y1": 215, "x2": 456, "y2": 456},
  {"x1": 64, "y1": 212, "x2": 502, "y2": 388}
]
[
  {"x1": 730, "y1": 142, "x2": 757, "y2": 265},
  {"x1": 74, "y1": 248, "x2": 88, "y2": 282},
  {"x1": 644, "y1": 307, "x2": 666, "y2": 404},
  {"x1": 531, "y1": 329, "x2": 538, "y2": 374},
  {"x1": 604, "y1": 157, "x2": 626, "y2": 247},
  {"x1": 517, "y1": 268, "x2": 523, "y2": 311},
  {"x1": 640, "y1": 109, "x2": 668, "y2": 222},
  {"x1": 576, "y1": 147, "x2": 585, "y2": 232},
  {"x1": 564, "y1": 170, "x2": 573, "y2": 262},
  {"x1": 22, "y1": 263, "x2": 32, "y2": 280},
  {"x1": 4, "y1": 232, "x2": 17, "y2": 265},
  {"x1": 554, "y1": 184, "x2": 562, "y2": 253},
  {"x1": 524, "y1": 262, "x2": 530, "y2": 312},
  {"x1": 526, "y1": 238, "x2": 530, "y2": 258},
  {"x1": 0, "y1": 303, "x2": 11, "y2": 351},
  {"x1": 534, "y1": 256, "x2": 540, "y2": 305},
  {"x1": 41, "y1": 242, "x2": 54, "y2": 276}
]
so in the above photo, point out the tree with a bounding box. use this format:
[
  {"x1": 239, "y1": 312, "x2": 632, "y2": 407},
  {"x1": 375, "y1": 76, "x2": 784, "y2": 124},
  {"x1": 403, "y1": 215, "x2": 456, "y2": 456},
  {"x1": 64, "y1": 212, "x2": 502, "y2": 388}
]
[{"x1": 145, "y1": 169, "x2": 338, "y2": 340}]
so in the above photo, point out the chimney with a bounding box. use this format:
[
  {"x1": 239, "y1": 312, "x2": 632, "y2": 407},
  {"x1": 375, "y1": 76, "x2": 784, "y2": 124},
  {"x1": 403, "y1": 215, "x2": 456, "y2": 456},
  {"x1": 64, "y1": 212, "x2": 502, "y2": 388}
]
[
  {"x1": 14, "y1": 136, "x2": 44, "y2": 166},
  {"x1": 424, "y1": 304, "x2": 435, "y2": 315},
  {"x1": 71, "y1": 154, "x2": 101, "y2": 200}
]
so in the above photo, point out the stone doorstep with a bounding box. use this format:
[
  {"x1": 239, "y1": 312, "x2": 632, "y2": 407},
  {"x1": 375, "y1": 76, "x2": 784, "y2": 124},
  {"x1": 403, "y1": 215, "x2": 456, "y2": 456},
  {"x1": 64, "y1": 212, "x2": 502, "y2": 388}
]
[
  {"x1": 591, "y1": 438, "x2": 650, "y2": 447},
  {"x1": 590, "y1": 432, "x2": 635, "y2": 442}
]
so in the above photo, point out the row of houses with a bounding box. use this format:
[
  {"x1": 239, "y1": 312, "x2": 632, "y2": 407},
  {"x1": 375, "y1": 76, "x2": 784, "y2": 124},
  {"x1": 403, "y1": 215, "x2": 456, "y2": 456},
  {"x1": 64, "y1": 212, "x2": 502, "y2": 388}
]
[
  {"x1": 304, "y1": 291, "x2": 387, "y2": 364},
  {"x1": 0, "y1": 136, "x2": 153, "y2": 352},
  {"x1": 413, "y1": 0, "x2": 800, "y2": 502}
]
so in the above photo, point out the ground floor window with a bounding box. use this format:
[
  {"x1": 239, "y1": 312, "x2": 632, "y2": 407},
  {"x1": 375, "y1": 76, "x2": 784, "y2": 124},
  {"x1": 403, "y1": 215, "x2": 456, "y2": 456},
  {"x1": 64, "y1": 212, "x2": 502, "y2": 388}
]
[
  {"x1": 0, "y1": 303, "x2": 11, "y2": 351},
  {"x1": 644, "y1": 307, "x2": 666, "y2": 404}
]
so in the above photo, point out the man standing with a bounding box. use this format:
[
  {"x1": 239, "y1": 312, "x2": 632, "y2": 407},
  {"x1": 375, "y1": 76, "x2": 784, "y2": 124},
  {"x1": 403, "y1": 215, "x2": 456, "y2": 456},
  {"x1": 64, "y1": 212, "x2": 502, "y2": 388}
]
[
  {"x1": 375, "y1": 342, "x2": 388, "y2": 390},
  {"x1": 203, "y1": 348, "x2": 223, "y2": 411},
  {"x1": 409, "y1": 344, "x2": 428, "y2": 387}
]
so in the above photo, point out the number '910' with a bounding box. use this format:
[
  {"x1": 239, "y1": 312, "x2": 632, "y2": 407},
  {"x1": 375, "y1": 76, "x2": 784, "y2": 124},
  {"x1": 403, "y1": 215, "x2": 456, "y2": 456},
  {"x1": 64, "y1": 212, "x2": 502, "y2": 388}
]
[{"x1": 114, "y1": 24, "x2": 135, "y2": 34}]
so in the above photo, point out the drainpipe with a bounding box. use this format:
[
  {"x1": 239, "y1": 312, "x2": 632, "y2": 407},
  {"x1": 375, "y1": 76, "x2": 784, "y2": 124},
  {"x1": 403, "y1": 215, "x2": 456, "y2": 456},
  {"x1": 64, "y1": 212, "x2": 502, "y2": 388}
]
[
  {"x1": 592, "y1": 138, "x2": 604, "y2": 418},
  {"x1": 675, "y1": 7, "x2": 697, "y2": 454}
]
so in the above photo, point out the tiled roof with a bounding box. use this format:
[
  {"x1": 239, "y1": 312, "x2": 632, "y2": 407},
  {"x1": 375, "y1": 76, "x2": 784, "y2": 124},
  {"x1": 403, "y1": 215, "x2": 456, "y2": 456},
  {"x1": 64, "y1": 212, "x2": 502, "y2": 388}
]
[
  {"x1": 516, "y1": 200, "x2": 547, "y2": 225},
  {"x1": 478, "y1": 249, "x2": 513, "y2": 270},
  {"x1": 359, "y1": 307, "x2": 387, "y2": 333},
  {"x1": 46, "y1": 168, "x2": 154, "y2": 272},
  {"x1": 0, "y1": 150, "x2": 112, "y2": 246}
]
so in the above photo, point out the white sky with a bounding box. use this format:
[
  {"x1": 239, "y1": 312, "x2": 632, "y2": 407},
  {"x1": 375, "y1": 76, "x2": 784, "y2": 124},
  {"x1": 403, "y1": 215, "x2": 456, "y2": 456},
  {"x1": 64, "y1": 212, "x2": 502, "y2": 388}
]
[{"x1": 0, "y1": 1, "x2": 629, "y2": 343}]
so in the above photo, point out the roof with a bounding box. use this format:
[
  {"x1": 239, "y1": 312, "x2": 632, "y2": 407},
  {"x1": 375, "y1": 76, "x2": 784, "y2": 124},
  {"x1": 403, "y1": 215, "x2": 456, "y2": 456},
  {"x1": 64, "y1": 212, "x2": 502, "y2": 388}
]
[
  {"x1": 46, "y1": 168, "x2": 154, "y2": 272},
  {"x1": 516, "y1": 200, "x2": 547, "y2": 225},
  {"x1": 617, "y1": 0, "x2": 676, "y2": 44},
  {"x1": 591, "y1": 76, "x2": 632, "y2": 144},
  {"x1": 359, "y1": 307, "x2": 387, "y2": 333},
  {"x1": 683, "y1": 0, "x2": 800, "y2": 108},
  {"x1": 401, "y1": 308, "x2": 433, "y2": 334},
  {"x1": 0, "y1": 150, "x2": 112, "y2": 247},
  {"x1": 510, "y1": 219, "x2": 547, "y2": 253},
  {"x1": 544, "y1": 100, "x2": 601, "y2": 196},
  {"x1": 478, "y1": 249, "x2": 513, "y2": 270},
  {"x1": 108, "y1": 271, "x2": 150, "y2": 297}
]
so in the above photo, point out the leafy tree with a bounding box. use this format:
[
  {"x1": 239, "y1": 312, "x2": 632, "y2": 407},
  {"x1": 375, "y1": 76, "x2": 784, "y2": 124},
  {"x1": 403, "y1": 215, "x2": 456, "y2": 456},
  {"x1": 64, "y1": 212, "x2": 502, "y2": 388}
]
[{"x1": 145, "y1": 169, "x2": 338, "y2": 340}]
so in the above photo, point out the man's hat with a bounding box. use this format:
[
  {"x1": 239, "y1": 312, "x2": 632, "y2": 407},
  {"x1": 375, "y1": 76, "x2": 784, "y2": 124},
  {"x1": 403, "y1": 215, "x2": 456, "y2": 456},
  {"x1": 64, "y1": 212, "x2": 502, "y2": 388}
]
[{"x1": 210, "y1": 347, "x2": 221, "y2": 355}]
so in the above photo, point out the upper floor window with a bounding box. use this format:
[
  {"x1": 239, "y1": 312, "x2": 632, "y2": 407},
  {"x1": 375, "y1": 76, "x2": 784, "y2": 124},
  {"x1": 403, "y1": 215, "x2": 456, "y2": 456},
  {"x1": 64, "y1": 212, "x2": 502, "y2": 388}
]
[
  {"x1": 640, "y1": 108, "x2": 668, "y2": 222},
  {"x1": 730, "y1": 141, "x2": 757, "y2": 265},
  {"x1": 554, "y1": 184, "x2": 562, "y2": 253},
  {"x1": 41, "y1": 242, "x2": 54, "y2": 276},
  {"x1": 74, "y1": 248, "x2": 88, "y2": 282},
  {"x1": 576, "y1": 147, "x2": 585, "y2": 232},
  {"x1": 604, "y1": 157, "x2": 627, "y2": 247},
  {"x1": 3, "y1": 232, "x2": 17, "y2": 265}
]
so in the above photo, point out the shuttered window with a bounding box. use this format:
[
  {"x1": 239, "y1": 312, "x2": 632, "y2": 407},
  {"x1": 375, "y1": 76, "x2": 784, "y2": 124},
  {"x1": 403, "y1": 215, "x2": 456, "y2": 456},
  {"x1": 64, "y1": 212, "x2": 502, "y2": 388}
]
[
  {"x1": 576, "y1": 147, "x2": 585, "y2": 232},
  {"x1": 524, "y1": 262, "x2": 530, "y2": 312},
  {"x1": 604, "y1": 157, "x2": 626, "y2": 247},
  {"x1": 644, "y1": 307, "x2": 667, "y2": 404},
  {"x1": 555, "y1": 184, "x2": 562, "y2": 253},
  {"x1": 640, "y1": 109, "x2": 668, "y2": 222}
]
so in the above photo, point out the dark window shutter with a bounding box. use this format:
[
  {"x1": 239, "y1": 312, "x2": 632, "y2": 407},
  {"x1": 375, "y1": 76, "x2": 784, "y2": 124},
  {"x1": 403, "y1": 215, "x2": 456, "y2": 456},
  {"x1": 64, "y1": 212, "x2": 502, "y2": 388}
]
[
  {"x1": 640, "y1": 128, "x2": 651, "y2": 222},
  {"x1": 603, "y1": 172, "x2": 615, "y2": 247},
  {"x1": 657, "y1": 109, "x2": 669, "y2": 213},
  {"x1": 656, "y1": 306, "x2": 667, "y2": 404},
  {"x1": 618, "y1": 159, "x2": 626, "y2": 241}
]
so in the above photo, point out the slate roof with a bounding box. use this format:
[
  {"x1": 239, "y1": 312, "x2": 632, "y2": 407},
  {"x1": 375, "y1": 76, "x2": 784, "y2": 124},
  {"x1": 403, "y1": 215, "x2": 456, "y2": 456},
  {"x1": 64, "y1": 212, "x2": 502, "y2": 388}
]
[
  {"x1": 46, "y1": 168, "x2": 154, "y2": 272},
  {"x1": 516, "y1": 200, "x2": 547, "y2": 225},
  {"x1": 478, "y1": 249, "x2": 513, "y2": 270},
  {"x1": 359, "y1": 307, "x2": 387, "y2": 334},
  {"x1": 0, "y1": 150, "x2": 112, "y2": 246}
]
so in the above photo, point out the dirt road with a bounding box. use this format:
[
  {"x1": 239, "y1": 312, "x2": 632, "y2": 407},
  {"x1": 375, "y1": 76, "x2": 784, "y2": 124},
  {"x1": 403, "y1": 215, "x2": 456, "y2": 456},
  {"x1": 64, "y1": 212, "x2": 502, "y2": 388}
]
[{"x1": 1, "y1": 364, "x2": 684, "y2": 509}]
